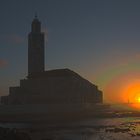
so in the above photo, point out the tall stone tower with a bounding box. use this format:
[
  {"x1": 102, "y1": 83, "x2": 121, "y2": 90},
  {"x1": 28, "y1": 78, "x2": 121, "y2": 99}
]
[{"x1": 28, "y1": 16, "x2": 45, "y2": 77}]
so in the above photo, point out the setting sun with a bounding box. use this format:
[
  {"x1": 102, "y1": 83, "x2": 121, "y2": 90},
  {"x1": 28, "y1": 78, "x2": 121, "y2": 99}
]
[
  {"x1": 122, "y1": 81, "x2": 140, "y2": 104},
  {"x1": 120, "y1": 81, "x2": 140, "y2": 109},
  {"x1": 137, "y1": 97, "x2": 140, "y2": 103}
]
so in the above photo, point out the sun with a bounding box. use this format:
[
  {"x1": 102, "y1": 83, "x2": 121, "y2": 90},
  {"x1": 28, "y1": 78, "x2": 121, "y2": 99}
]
[
  {"x1": 122, "y1": 81, "x2": 140, "y2": 103},
  {"x1": 134, "y1": 93, "x2": 140, "y2": 103},
  {"x1": 137, "y1": 97, "x2": 140, "y2": 103}
]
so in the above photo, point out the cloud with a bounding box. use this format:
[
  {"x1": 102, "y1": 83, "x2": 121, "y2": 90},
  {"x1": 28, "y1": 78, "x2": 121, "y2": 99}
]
[
  {"x1": 2, "y1": 34, "x2": 25, "y2": 45},
  {"x1": 0, "y1": 59, "x2": 8, "y2": 68},
  {"x1": 8, "y1": 34, "x2": 25, "y2": 45}
]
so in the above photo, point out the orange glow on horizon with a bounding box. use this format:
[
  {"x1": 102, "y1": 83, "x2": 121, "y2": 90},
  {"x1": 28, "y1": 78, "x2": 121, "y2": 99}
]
[
  {"x1": 122, "y1": 82, "x2": 140, "y2": 104},
  {"x1": 129, "y1": 103, "x2": 140, "y2": 110},
  {"x1": 137, "y1": 97, "x2": 140, "y2": 103},
  {"x1": 103, "y1": 71, "x2": 140, "y2": 105}
]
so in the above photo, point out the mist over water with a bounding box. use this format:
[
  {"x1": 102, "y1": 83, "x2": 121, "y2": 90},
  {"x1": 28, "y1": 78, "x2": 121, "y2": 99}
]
[
  {"x1": 35, "y1": 117, "x2": 140, "y2": 140},
  {"x1": 1, "y1": 116, "x2": 140, "y2": 140}
]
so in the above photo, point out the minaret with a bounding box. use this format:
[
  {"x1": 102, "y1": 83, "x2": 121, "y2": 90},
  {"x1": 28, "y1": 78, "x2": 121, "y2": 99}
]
[{"x1": 28, "y1": 15, "x2": 45, "y2": 77}]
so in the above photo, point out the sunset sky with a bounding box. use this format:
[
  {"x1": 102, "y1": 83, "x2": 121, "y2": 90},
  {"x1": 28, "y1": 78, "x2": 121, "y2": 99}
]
[{"x1": 1, "y1": 0, "x2": 140, "y2": 103}]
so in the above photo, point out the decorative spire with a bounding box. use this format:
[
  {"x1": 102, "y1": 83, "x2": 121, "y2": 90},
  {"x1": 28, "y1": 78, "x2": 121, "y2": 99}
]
[{"x1": 31, "y1": 13, "x2": 41, "y2": 33}]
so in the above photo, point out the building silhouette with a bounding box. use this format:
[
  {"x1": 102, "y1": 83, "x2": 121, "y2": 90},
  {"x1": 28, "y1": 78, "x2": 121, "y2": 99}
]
[
  {"x1": 28, "y1": 16, "x2": 45, "y2": 76},
  {"x1": 1, "y1": 16, "x2": 103, "y2": 105}
]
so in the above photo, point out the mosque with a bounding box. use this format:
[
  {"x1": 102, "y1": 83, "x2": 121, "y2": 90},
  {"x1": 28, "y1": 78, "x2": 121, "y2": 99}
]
[{"x1": 1, "y1": 16, "x2": 103, "y2": 105}]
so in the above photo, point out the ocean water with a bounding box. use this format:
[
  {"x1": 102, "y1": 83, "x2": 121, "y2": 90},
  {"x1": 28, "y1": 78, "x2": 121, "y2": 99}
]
[
  {"x1": 1, "y1": 117, "x2": 140, "y2": 140},
  {"x1": 29, "y1": 117, "x2": 140, "y2": 140}
]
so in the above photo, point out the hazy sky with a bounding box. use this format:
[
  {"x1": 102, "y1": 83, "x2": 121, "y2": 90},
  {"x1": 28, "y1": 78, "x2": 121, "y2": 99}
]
[{"x1": 1, "y1": 0, "x2": 140, "y2": 103}]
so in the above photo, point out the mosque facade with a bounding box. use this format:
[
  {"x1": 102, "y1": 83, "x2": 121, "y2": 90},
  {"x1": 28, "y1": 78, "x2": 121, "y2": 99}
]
[{"x1": 1, "y1": 17, "x2": 103, "y2": 105}]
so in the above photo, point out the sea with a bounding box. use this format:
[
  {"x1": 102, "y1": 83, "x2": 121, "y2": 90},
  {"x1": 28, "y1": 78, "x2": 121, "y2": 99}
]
[{"x1": 1, "y1": 117, "x2": 140, "y2": 140}]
